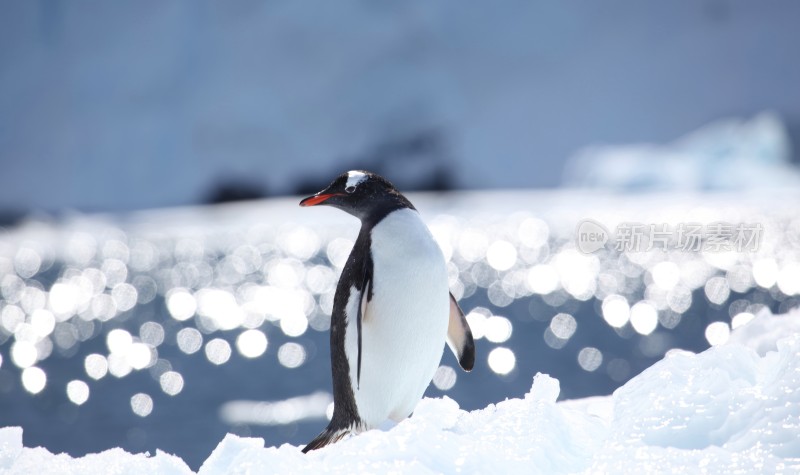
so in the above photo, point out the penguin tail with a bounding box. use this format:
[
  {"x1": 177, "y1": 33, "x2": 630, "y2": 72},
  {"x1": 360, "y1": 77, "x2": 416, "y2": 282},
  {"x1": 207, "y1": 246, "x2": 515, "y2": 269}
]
[{"x1": 301, "y1": 425, "x2": 353, "y2": 453}]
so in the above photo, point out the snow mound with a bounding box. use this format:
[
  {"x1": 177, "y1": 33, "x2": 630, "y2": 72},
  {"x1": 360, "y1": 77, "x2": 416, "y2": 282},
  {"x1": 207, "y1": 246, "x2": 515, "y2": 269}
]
[
  {"x1": 0, "y1": 426, "x2": 191, "y2": 475},
  {"x1": 3, "y1": 310, "x2": 800, "y2": 474},
  {"x1": 564, "y1": 112, "x2": 800, "y2": 191},
  {"x1": 728, "y1": 310, "x2": 800, "y2": 356}
]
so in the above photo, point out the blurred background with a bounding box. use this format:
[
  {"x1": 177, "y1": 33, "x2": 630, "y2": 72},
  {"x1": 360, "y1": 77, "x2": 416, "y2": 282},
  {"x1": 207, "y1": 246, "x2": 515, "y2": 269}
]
[{"x1": 2, "y1": 0, "x2": 800, "y2": 470}]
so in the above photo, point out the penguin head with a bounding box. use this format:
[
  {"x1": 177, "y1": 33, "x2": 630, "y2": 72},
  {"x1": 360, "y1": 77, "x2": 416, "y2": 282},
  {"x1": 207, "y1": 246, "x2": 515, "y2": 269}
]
[{"x1": 300, "y1": 170, "x2": 415, "y2": 221}]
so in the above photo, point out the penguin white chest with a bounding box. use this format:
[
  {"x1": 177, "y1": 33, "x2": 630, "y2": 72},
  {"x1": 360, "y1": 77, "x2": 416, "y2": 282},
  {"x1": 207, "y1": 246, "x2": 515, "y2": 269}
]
[{"x1": 344, "y1": 208, "x2": 449, "y2": 427}]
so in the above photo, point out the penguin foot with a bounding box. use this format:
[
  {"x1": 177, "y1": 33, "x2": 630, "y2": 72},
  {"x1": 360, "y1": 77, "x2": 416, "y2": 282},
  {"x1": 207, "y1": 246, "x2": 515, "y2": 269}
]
[{"x1": 301, "y1": 425, "x2": 355, "y2": 453}]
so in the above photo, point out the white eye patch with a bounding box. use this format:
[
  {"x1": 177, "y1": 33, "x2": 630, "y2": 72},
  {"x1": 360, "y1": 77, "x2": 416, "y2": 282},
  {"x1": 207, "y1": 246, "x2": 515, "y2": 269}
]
[{"x1": 346, "y1": 170, "x2": 368, "y2": 189}]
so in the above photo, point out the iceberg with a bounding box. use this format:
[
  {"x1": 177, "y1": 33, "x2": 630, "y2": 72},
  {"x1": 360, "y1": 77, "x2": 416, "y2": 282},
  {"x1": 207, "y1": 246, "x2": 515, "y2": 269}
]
[{"x1": 564, "y1": 112, "x2": 800, "y2": 191}]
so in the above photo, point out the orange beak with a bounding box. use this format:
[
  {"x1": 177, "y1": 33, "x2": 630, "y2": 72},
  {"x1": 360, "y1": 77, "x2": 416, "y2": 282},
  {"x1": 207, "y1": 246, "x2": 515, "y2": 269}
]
[{"x1": 299, "y1": 193, "x2": 340, "y2": 207}]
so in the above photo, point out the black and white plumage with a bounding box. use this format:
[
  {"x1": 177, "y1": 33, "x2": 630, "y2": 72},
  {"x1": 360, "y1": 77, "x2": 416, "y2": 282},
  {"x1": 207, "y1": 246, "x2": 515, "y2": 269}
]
[{"x1": 299, "y1": 170, "x2": 475, "y2": 453}]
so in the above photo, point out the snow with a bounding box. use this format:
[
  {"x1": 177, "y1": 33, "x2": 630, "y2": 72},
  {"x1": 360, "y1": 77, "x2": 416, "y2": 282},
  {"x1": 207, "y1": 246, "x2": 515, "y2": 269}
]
[
  {"x1": 2, "y1": 309, "x2": 799, "y2": 474},
  {"x1": 564, "y1": 112, "x2": 800, "y2": 191},
  {"x1": 0, "y1": 425, "x2": 191, "y2": 475}
]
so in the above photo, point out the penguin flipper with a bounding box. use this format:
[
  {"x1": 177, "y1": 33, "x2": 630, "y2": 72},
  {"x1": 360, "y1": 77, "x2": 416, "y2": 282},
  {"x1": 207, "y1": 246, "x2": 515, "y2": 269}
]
[
  {"x1": 302, "y1": 425, "x2": 354, "y2": 453},
  {"x1": 446, "y1": 293, "x2": 475, "y2": 371}
]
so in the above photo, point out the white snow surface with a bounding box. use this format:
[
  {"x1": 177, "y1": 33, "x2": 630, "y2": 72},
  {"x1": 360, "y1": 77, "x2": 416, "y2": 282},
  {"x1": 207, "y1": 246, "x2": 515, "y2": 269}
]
[{"x1": 2, "y1": 310, "x2": 799, "y2": 474}]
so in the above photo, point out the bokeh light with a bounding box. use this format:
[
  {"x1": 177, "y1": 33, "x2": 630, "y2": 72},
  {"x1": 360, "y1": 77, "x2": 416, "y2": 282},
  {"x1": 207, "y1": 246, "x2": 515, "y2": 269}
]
[
  {"x1": 21, "y1": 367, "x2": 47, "y2": 394},
  {"x1": 280, "y1": 313, "x2": 309, "y2": 338},
  {"x1": 752, "y1": 258, "x2": 778, "y2": 288},
  {"x1": 139, "y1": 322, "x2": 164, "y2": 347},
  {"x1": 705, "y1": 321, "x2": 730, "y2": 346},
  {"x1": 67, "y1": 380, "x2": 90, "y2": 405},
  {"x1": 602, "y1": 295, "x2": 630, "y2": 328},
  {"x1": 107, "y1": 329, "x2": 133, "y2": 354},
  {"x1": 484, "y1": 316, "x2": 513, "y2": 343},
  {"x1": 731, "y1": 312, "x2": 755, "y2": 329},
  {"x1": 85, "y1": 354, "x2": 109, "y2": 380},
  {"x1": 277, "y1": 342, "x2": 307, "y2": 369},
  {"x1": 127, "y1": 342, "x2": 155, "y2": 370},
  {"x1": 177, "y1": 328, "x2": 203, "y2": 355},
  {"x1": 14, "y1": 248, "x2": 41, "y2": 279},
  {"x1": 651, "y1": 261, "x2": 680, "y2": 290},
  {"x1": 487, "y1": 347, "x2": 516, "y2": 375},
  {"x1": 486, "y1": 241, "x2": 517, "y2": 271},
  {"x1": 236, "y1": 329, "x2": 268, "y2": 358},
  {"x1": 432, "y1": 365, "x2": 457, "y2": 391},
  {"x1": 526, "y1": 264, "x2": 559, "y2": 295},
  {"x1": 550, "y1": 313, "x2": 577, "y2": 340},
  {"x1": 578, "y1": 347, "x2": 603, "y2": 372},
  {"x1": 205, "y1": 338, "x2": 232, "y2": 365},
  {"x1": 159, "y1": 371, "x2": 184, "y2": 396},
  {"x1": 166, "y1": 289, "x2": 197, "y2": 321},
  {"x1": 130, "y1": 393, "x2": 153, "y2": 417},
  {"x1": 11, "y1": 341, "x2": 38, "y2": 368},
  {"x1": 629, "y1": 302, "x2": 658, "y2": 335},
  {"x1": 704, "y1": 277, "x2": 730, "y2": 305}
]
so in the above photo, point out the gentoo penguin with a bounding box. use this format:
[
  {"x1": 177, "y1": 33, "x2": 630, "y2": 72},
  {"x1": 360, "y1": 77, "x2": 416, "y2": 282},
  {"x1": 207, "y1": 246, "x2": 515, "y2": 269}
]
[{"x1": 299, "y1": 170, "x2": 475, "y2": 452}]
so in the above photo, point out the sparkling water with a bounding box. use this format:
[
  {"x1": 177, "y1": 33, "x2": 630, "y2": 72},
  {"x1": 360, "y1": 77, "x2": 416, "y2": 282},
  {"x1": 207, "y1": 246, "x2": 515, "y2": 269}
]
[{"x1": 0, "y1": 190, "x2": 797, "y2": 468}]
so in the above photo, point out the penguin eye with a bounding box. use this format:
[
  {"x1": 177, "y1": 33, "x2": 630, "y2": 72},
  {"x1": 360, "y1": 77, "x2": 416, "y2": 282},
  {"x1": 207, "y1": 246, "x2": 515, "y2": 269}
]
[{"x1": 345, "y1": 185, "x2": 356, "y2": 194}]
